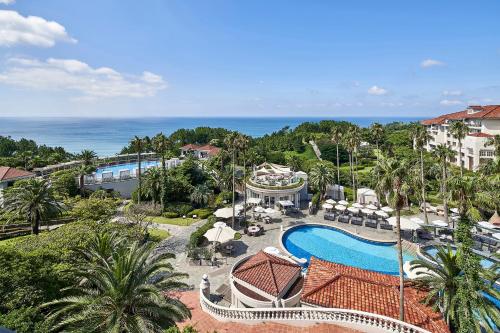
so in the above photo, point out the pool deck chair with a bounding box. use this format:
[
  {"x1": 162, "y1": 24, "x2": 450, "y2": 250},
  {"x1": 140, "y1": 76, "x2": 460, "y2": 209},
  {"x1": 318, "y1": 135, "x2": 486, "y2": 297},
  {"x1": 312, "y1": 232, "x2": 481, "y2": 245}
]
[
  {"x1": 119, "y1": 169, "x2": 131, "y2": 180},
  {"x1": 365, "y1": 219, "x2": 378, "y2": 229},
  {"x1": 380, "y1": 222, "x2": 393, "y2": 231},
  {"x1": 338, "y1": 214, "x2": 350, "y2": 224},
  {"x1": 351, "y1": 217, "x2": 363, "y2": 226},
  {"x1": 324, "y1": 212, "x2": 337, "y2": 221},
  {"x1": 101, "y1": 171, "x2": 113, "y2": 183}
]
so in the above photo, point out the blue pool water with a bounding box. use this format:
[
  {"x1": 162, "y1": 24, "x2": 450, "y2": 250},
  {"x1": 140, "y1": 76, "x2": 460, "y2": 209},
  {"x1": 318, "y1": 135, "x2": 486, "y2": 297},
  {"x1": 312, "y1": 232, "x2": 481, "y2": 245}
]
[
  {"x1": 95, "y1": 160, "x2": 160, "y2": 178},
  {"x1": 424, "y1": 246, "x2": 496, "y2": 269},
  {"x1": 283, "y1": 225, "x2": 416, "y2": 275}
]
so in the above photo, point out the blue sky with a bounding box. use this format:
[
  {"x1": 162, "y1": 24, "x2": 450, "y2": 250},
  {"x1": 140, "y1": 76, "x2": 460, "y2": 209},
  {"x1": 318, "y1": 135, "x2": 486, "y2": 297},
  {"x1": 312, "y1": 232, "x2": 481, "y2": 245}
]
[{"x1": 0, "y1": 0, "x2": 499, "y2": 118}]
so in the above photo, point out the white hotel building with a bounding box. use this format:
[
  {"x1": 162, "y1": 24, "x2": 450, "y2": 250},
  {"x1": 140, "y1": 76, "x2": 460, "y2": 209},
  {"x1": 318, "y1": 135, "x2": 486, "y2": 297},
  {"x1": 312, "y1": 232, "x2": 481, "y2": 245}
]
[{"x1": 421, "y1": 105, "x2": 499, "y2": 171}]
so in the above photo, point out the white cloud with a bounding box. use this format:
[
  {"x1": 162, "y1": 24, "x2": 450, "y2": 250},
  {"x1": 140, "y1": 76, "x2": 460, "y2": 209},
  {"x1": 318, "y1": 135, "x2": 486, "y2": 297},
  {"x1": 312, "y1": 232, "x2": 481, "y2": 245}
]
[
  {"x1": 421, "y1": 59, "x2": 445, "y2": 68},
  {"x1": 367, "y1": 85, "x2": 388, "y2": 95},
  {"x1": 442, "y1": 90, "x2": 462, "y2": 96},
  {"x1": 0, "y1": 10, "x2": 76, "y2": 47},
  {"x1": 0, "y1": 57, "x2": 167, "y2": 99},
  {"x1": 0, "y1": 0, "x2": 15, "y2": 4},
  {"x1": 440, "y1": 99, "x2": 463, "y2": 106}
]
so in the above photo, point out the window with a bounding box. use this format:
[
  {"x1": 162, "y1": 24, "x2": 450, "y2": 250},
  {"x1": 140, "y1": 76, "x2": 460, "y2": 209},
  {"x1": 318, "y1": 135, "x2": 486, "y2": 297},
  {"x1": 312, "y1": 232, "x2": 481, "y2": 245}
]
[{"x1": 480, "y1": 150, "x2": 494, "y2": 157}]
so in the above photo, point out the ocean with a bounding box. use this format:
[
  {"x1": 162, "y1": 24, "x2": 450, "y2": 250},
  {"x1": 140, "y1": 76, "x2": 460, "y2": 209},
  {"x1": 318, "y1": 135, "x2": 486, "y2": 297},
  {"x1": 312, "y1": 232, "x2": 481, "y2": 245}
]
[{"x1": 0, "y1": 117, "x2": 421, "y2": 156}]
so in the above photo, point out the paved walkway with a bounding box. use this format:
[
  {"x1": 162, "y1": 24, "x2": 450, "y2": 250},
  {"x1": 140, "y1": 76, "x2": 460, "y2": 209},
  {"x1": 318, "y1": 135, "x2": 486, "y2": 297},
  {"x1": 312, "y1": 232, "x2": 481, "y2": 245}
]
[
  {"x1": 153, "y1": 219, "x2": 207, "y2": 254},
  {"x1": 175, "y1": 291, "x2": 360, "y2": 333},
  {"x1": 309, "y1": 140, "x2": 322, "y2": 160}
]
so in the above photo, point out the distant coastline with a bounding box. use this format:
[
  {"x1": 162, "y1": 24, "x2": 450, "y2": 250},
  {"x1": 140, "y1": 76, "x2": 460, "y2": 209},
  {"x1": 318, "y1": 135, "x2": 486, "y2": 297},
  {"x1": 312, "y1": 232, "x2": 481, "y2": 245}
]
[{"x1": 0, "y1": 116, "x2": 422, "y2": 156}]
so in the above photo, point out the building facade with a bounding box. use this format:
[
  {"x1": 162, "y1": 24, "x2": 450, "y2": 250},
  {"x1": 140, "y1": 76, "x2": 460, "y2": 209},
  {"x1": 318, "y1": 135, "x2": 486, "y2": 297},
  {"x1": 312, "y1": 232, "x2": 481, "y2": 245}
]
[
  {"x1": 180, "y1": 144, "x2": 221, "y2": 159},
  {"x1": 421, "y1": 105, "x2": 499, "y2": 171},
  {"x1": 0, "y1": 167, "x2": 35, "y2": 206},
  {"x1": 245, "y1": 163, "x2": 308, "y2": 208}
]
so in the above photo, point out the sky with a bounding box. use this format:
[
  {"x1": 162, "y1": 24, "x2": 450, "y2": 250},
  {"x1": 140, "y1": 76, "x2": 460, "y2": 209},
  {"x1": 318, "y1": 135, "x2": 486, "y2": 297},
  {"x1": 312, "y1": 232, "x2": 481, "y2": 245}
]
[{"x1": 0, "y1": 0, "x2": 499, "y2": 118}]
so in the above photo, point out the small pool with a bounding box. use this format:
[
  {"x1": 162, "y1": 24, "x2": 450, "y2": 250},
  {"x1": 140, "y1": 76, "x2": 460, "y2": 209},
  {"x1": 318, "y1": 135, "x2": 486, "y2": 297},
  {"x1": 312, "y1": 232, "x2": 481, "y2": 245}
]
[
  {"x1": 95, "y1": 160, "x2": 160, "y2": 178},
  {"x1": 282, "y1": 225, "x2": 416, "y2": 275},
  {"x1": 422, "y1": 245, "x2": 497, "y2": 269}
]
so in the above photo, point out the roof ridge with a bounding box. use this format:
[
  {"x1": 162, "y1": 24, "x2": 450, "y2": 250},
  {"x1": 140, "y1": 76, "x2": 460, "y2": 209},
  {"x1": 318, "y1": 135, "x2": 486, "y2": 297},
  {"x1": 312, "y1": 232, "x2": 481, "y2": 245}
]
[
  {"x1": 302, "y1": 274, "x2": 340, "y2": 298},
  {"x1": 268, "y1": 260, "x2": 280, "y2": 295},
  {"x1": 233, "y1": 259, "x2": 266, "y2": 275}
]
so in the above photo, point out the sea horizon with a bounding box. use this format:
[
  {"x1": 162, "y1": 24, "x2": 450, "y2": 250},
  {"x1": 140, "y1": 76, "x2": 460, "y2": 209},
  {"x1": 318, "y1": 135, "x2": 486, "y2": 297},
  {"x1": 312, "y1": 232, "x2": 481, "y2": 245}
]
[{"x1": 0, "y1": 116, "x2": 422, "y2": 156}]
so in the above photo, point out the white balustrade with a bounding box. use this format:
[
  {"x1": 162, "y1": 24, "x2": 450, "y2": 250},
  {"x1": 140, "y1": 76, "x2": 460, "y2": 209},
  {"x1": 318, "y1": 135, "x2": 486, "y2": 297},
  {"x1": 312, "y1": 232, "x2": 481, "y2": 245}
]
[{"x1": 199, "y1": 290, "x2": 430, "y2": 333}]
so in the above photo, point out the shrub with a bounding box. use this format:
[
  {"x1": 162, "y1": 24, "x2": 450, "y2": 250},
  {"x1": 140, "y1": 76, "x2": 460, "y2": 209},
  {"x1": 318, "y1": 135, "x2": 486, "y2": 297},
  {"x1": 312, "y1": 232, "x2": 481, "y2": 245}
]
[
  {"x1": 164, "y1": 202, "x2": 193, "y2": 216},
  {"x1": 130, "y1": 203, "x2": 162, "y2": 216},
  {"x1": 234, "y1": 232, "x2": 242, "y2": 240},
  {"x1": 214, "y1": 191, "x2": 233, "y2": 207},
  {"x1": 162, "y1": 211, "x2": 179, "y2": 218},
  {"x1": 189, "y1": 216, "x2": 216, "y2": 247},
  {"x1": 187, "y1": 208, "x2": 213, "y2": 219},
  {"x1": 311, "y1": 192, "x2": 321, "y2": 211}
]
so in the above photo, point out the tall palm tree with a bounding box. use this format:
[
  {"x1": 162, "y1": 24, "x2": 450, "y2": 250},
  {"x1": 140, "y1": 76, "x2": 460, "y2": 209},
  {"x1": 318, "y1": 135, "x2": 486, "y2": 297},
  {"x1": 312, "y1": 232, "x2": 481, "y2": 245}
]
[
  {"x1": 43, "y1": 232, "x2": 191, "y2": 332},
  {"x1": 190, "y1": 183, "x2": 213, "y2": 207},
  {"x1": 342, "y1": 131, "x2": 355, "y2": 199},
  {"x1": 224, "y1": 132, "x2": 239, "y2": 228},
  {"x1": 374, "y1": 152, "x2": 411, "y2": 321},
  {"x1": 330, "y1": 125, "x2": 343, "y2": 184},
  {"x1": 236, "y1": 134, "x2": 250, "y2": 223},
  {"x1": 152, "y1": 133, "x2": 171, "y2": 208},
  {"x1": 131, "y1": 136, "x2": 145, "y2": 205},
  {"x1": 3, "y1": 178, "x2": 63, "y2": 235},
  {"x1": 79, "y1": 149, "x2": 97, "y2": 166},
  {"x1": 344, "y1": 126, "x2": 361, "y2": 201},
  {"x1": 434, "y1": 144, "x2": 455, "y2": 226},
  {"x1": 76, "y1": 163, "x2": 96, "y2": 196},
  {"x1": 449, "y1": 121, "x2": 469, "y2": 176},
  {"x1": 309, "y1": 161, "x2": 335, "y2": 199},
  {"x1": 143, "y1": 167, "x2": 162, "y2": 208},
  {"x1": 370, "y1": 123, "x2": 384, "y2": 203},
  {"x1": 412, "y1": 125, "x2": 432, "y2": 224}
]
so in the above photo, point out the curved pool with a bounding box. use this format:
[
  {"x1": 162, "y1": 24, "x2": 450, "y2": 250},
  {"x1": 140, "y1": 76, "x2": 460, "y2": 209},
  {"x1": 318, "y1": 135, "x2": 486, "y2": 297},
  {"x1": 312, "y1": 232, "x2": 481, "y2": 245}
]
[
  {"x1": 95, "y1": 160, "x2": 160, "y2": 178},
  {"x1": 282, "y1": 225, "x2": 416, "y2": 275}
]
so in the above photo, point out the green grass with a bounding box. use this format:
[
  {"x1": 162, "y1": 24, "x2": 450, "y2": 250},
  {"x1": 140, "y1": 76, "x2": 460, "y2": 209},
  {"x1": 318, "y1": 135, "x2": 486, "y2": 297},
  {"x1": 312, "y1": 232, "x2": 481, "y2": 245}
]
[
  {"x1": 149, "y1": 228, "x2": 170, "y2": 241},
  {"x1": 284, "y1": 145, "x2": 317, "y2": 161},
  {"x1": 150, "y1": 216, "x2": 198, "y2": 226}
]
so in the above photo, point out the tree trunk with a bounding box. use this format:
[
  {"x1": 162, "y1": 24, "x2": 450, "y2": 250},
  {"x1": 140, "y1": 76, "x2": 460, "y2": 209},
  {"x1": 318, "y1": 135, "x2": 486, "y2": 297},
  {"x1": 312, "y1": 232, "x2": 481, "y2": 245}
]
[
  {"x1": 161, "y1": 155, "x2": 166, "y2": 209},
  {"x1": 420, "y1": 150, "x2": 428, "y2": 224},
  {"x1": 79, "y1": 174, "x2": 85, "y2": 196},
  {"x1": 232, "y1": 150, "x2": 236, "y2": 229},
  {"x1": 395, "y1": 208, "x2": 405, "y2": 321},
  {"x1": 243, "y1": 156, "x2": 247, "y2": 225},
  {"x1": 349, "y1": 152, "x2": 354, "y2": 198},
  {"x1": 458, "y1": 139, "x2": 463, "y2": 177},
  {"x1": 33, "y1": 211, "x2": 40, "y2": 236},
  {"x1": 443, "y1": 161, "x2": 450, "y2": 227},
  {"x1": 137, "y1": 152, "x2": 142, "y2": 205},
  {"x1": 375, "y1": 142, "x2": 381, "y2": 205},
  {"x1": 336, "y1": 143, "x2": 340, "y2": 184},
  {"x1": 354, "y1": 149, "x2": 359, "y2": 202}
]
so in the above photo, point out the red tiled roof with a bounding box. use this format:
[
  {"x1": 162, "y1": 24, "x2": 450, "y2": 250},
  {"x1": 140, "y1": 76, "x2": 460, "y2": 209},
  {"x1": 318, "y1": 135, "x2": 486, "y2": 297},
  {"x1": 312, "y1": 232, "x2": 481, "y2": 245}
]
[
  {"x1": 181, "y1": 144, "x2": 201, "y2": 150},
  {"x1": 232, "y1": 251, "x2": 301, "y2": 297},
  {"x1": 0, "y1": 167, "x2": 34, "y2": 182},
  {"x1": 421, "y1": 105, "x2": 500, "y2": 125},
  {"x1": 180, "y1": 144, "x2": 220, "y2": 156},
  {"x1": 468, "y1": 132, "x2": 493, "y2": 138},
  {"x1": 301, "y1": 258, "x2": 450, "y2": 333}
]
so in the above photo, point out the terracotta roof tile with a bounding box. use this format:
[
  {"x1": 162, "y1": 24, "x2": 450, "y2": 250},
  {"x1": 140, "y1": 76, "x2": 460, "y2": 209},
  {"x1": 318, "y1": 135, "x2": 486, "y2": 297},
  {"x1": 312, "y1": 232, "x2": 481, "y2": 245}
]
[
  {"x1": 233, "y1": 251, "x2": 301, "y2": 297},
  {"x1": 301, "y1": 257, "x2": 450, "y2": 333},
  {"x1": 468, "y1": 132, "x2": 493, "y2": 138},
  {"x1": 0, "y1": 167, "x2": 34, "y2": 182},
  {"x1": 421, "y1": 105, "x2": 500, "y2": 125}
]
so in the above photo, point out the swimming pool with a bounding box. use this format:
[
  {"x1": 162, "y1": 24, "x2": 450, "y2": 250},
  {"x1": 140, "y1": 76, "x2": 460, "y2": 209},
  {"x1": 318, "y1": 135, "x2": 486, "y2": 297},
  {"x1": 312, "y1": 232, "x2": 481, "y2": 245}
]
[
  {"x1": 95, "y1": 160, "x2": 160, "y2": 178},
  {"x1": 421, "y1": 245, "x2": 497, "y2": 269},
  {"x1": 282, "y1": 224, "x2": 416, "y2": 275}
]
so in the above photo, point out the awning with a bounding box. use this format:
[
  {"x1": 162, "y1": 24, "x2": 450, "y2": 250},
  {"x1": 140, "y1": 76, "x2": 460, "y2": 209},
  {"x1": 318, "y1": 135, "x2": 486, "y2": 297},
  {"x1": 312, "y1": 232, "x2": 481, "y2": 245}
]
[{"x1": 247, "y1": 197, "x2": 262, "y2": 205}]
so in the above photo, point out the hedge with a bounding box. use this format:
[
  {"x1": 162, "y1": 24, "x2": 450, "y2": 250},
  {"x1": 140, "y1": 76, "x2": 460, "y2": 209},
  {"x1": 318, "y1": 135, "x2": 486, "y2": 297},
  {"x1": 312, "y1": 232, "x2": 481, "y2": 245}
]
[
  {"x1": 187, "y1": 208, "x2": 213, "y2": 219},
  {"x1": 189, "y1": 216, "x2": 216, "y2": 247}
]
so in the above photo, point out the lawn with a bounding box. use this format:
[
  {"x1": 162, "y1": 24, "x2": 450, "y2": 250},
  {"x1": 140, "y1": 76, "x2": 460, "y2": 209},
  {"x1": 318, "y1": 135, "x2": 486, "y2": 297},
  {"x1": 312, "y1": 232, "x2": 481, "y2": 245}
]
[
  {"x1": 150, "y1": 216, "x2": 198, "y2": 226},
  {"x1": 149, "y1": 228, "x2": 170, "y2": 241}
]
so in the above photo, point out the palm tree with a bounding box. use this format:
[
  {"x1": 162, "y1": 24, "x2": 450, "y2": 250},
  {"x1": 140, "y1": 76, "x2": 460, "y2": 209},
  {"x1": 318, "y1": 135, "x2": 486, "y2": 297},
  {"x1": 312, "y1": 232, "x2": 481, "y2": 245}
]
[
  {"x1": 143, "y1": 167, "x2": 162, "y2": 208},
  {"x1": 412, "y1": 125, "x2": 432, "y2": 224},
  {"x1": 449, "y1": 121, "x2": 469, "y2": 176},
  {"x1": 3, "y1": 178, "x2": 63, "y2": 235},
  {"x1": 131, "y1": 136, "x2": 145, "y2": 205},
  {"x1": 190, "y1": 183, "x2": 213, "y2": 207},
  {"x1": 152, "y1": 133, "x2": 171, "y2": 208},
  {"x1": 43, "y1": 232, "x2": 191, "y2": 332},
  {"x1": 224, "y1": 132, "x2": 239, "y2": 228},
  {"x1": 309, "y1": 161, "x2": 335, "y2": 199},
  {"x1": 410, "y1": 246, "x2": 500, "y2": 331},
  {"x1": 330, "y1": 125, "x2": 343, "y2": 184},
  {"x1": 76, "y1": 163, "x2": 96, "y2": 196},
  {"x1": 343, "y1": 126, "x2": 361, "y2": 201},
  {"x1": 374, "y1": 152, "x2": 411, "y2": 321},
  {"x1": 434, "y1": 144, "x2": 455, "y2": 226},
  {"x1": 236, "y1": 134, "x2": 250, "y2": 223},
  {"x1": 370, "y1": 122, "x2": 384, "y2": 152},
  {"x1": 79, "y1": 149, "x2": 97, "y2": 166},
  {"x1": 342, "y1": 132, "x2": 355, "y2": 199},
  {"x1": 485, "y1": 134, "x2": 500, "y2": 157}
]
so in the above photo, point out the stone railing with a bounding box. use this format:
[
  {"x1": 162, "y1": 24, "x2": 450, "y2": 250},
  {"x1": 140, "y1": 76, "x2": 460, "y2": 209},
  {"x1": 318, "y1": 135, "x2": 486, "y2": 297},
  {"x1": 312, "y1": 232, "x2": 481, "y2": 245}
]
[{"x1": 200, "y1": 290, "x2": 430, "y2": 333}]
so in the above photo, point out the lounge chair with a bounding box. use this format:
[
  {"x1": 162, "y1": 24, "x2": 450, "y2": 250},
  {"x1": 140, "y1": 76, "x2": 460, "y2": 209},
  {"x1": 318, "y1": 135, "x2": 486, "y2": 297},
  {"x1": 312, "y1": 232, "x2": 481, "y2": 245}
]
[
  {"x1": 365, "y1": 219, "x2": 378, "y2": 229},
  {"x1": 351, "y1": 217, "x2": 363, "y2": 226},
  {"x1": 416, "y1": 229, "x2": 434, "y2": 240},
  {"x1": 338, "y1": 215, "x2": 350, "y2": 223},
  {"x1": 380, "y1": 222, "x2": 393, "y2": 231},
  {"x1": 324, "y1": 213, "x2": 337, "y2": 221}
]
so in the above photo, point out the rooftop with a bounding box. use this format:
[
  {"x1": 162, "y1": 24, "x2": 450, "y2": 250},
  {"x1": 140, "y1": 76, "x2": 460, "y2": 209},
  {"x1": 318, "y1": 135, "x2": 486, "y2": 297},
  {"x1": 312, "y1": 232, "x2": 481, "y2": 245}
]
[
  {"x1": 232, "y1": 250, "x2": 301, "y2": 297},
  {"x1": 247, "y1": 162, "x2": 305, "y2": 189},
  {"x1": 0, "y1": 167, "x2": 35, "y2": 182},
  {"x1": 421, "y1": 105, "x2": 500, "y2": 125},
  {"x1": 301, "y1": 257, "x2": 450, "y2": 333},
  {"x1": 180, "y1": 143, "x2": 220, "y2": 157}
]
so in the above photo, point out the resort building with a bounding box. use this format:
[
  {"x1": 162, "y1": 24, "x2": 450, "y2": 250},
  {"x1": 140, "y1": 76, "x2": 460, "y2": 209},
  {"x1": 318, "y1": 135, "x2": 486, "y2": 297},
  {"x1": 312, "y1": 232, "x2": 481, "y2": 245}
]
[
  {"x1": 0, "y1": 167, "x2": 35, "y2": 206},
  {"x1": 301, "y1": 257, "x2": 450, "y2": 333},
  {"x1": 421, "y1": 105, "x2": 500, "y2": 171},
  {"x1": 180, "y1": 144, "x2": 221, "y2": 159},
  {"x1": 229, "y1": 250, "x2": 304, "y2": 308},
  {"x1": 245, "y1": 163, "x2": 308, "y2": 208}
]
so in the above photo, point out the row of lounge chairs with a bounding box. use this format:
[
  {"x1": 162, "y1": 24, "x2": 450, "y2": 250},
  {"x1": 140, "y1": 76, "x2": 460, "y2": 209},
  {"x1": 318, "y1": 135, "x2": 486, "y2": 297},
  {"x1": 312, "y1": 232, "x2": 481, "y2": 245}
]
[{"x1": 324, "y1": 212, "x2": 393, "y2": 230}]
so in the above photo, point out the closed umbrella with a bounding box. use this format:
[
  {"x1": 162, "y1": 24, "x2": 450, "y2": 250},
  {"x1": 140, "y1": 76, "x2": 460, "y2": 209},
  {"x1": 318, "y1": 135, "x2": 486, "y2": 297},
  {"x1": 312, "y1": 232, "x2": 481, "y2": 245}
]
[
  {"x1": 335, "y1": 204, "x2": 346, "y2": 211},
  {"x1": 326, "y1": 199, "x2": 336, "y2": 204},
  {"x1": 381, "y1": 206, "x2": 394, "y2": 213},
  {"x1": 352, "y1": 203, "x2": 364, "y2": 208},
  {"x1": 366, "y1": 204, "x2": 378, "y2": 210},
  {"x1": 375, "y1": 210, "x2": 389, "y2": 218},
  {"x1": 322, "y1": 203, "x2": 334, "y2": 210},
  {"x1": 204, "y1": 225, "x2": 236, "y2": 244},
  {"x1": 338, "y1": 200, "x2": 349, "y2": 206}
]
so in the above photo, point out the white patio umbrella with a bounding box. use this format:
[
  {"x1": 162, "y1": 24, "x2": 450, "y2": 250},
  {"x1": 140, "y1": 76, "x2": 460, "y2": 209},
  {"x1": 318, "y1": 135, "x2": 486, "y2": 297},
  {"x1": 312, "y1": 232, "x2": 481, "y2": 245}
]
[
  {"x1": 254, "y1": 206, "x2": 265, "y2": 213},
  {"x1": 335, "y1": 204, "x2": 346, "y2": 211},
  {"x1": 235, "y1": 204, "x2": 244, "y2": 212},
  {"x1": 375, "y1": 210, "x2": 389, "y2": 218},
  {"x1": 264, "y1": 246, "x2": 280, "y2": 255},
  {"x1": 366, "y1": 204, "x2": 378, "y2": 210},
  {"x1": 214, "y1": 207, "x2": 238, "y2": 219},
  {"x1": 213, "y1": 221, "x2": 227, "y2": 228},
  {"x1": 387, "y1": 216, "x2": 421, "y2": 230},
  {"x1": 322, "y1": 203, "x2": 334, "y2": 210},
  {"x1": 326, "y1": 199, "x2": 336, "y2": 204},
  {"x1": 264, "y1": 208, "x2": 277, "y2": 215},
  {"x1": 204, "y1": 225, "x2": 236, "y2": 244},
  {"x1": 361, "y1": 208, "x2": 374, "y2": 215},
  {"x1": 338, "y1": 200, "x2": 349, "y2": 206},
  {"x1": 410, "y1": 217, "x2": 425, "y2": 225},
  {"x1": 478, "y1": 221, "x2": 495, "y2": 229},
  {"x1": 347, "y1": 207, "x2": 359, "y2": 214},
  {"x1": 352, "y1": 203, "x2": 364, "y2": 208},
  {"x1": 381, "y1": 206, "x2": 394, "y2": 213},
  {"x1": 432, "y1": 220, "x2": 448, "y2": 228},
  {"x1": 450, "y1": 208, "x2": 459, "y2": 214}
]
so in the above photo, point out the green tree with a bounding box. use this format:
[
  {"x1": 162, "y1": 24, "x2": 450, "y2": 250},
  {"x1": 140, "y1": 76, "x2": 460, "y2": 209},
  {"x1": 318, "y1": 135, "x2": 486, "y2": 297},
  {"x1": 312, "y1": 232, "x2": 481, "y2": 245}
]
[
  {"x1": 411, "y1": 124, "x2": 432, "y2": 224},
  {"x1": 131, "y1": 136, "x2": 146, "y2": 205},
  {"x1": 308, "y1": 161, "x2": 335, "y2": 199},
  {"x1": 224, "y1": 132, "x2": 239, "y2": 228},
  {"x1": 449, "y1": 121, "x2": 469, "y2": 176},
  {"x1": 330, "y1": 125, "x2": 343, "y2": 184},
  {"x1": 43, "y1": 232, "x2": 191, "y2": 332},
  {"x1": 78, "y1": 150, "x2": 97, "y2": 166},
  {"x1": 76, "y1": 164, "x2": 96, "y2": 197},
  {"x1": 433, "y1": 144, "x2": 455, "y2": 226},
  {"x1": 485, "y1": 134, "x2": 500, "y2": 157},
  {"x1": 236, "y1": 134, "x2": 250, "y2": 223},
  {"x1": 374, "y1": 152, "x2": 411, "y2": 321},
  {"x1": 3, "y1": 178, "x2": 63, "y2": 235},
  {"x1": 190, "y1": 183, "x2": 213, "y2": 207},
  {"x1": 143, "y1": 167, "x2": 163, "y2": 208},
  {"x1": 152, "y1": 132, "x2": 171, "y2": 208}
]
